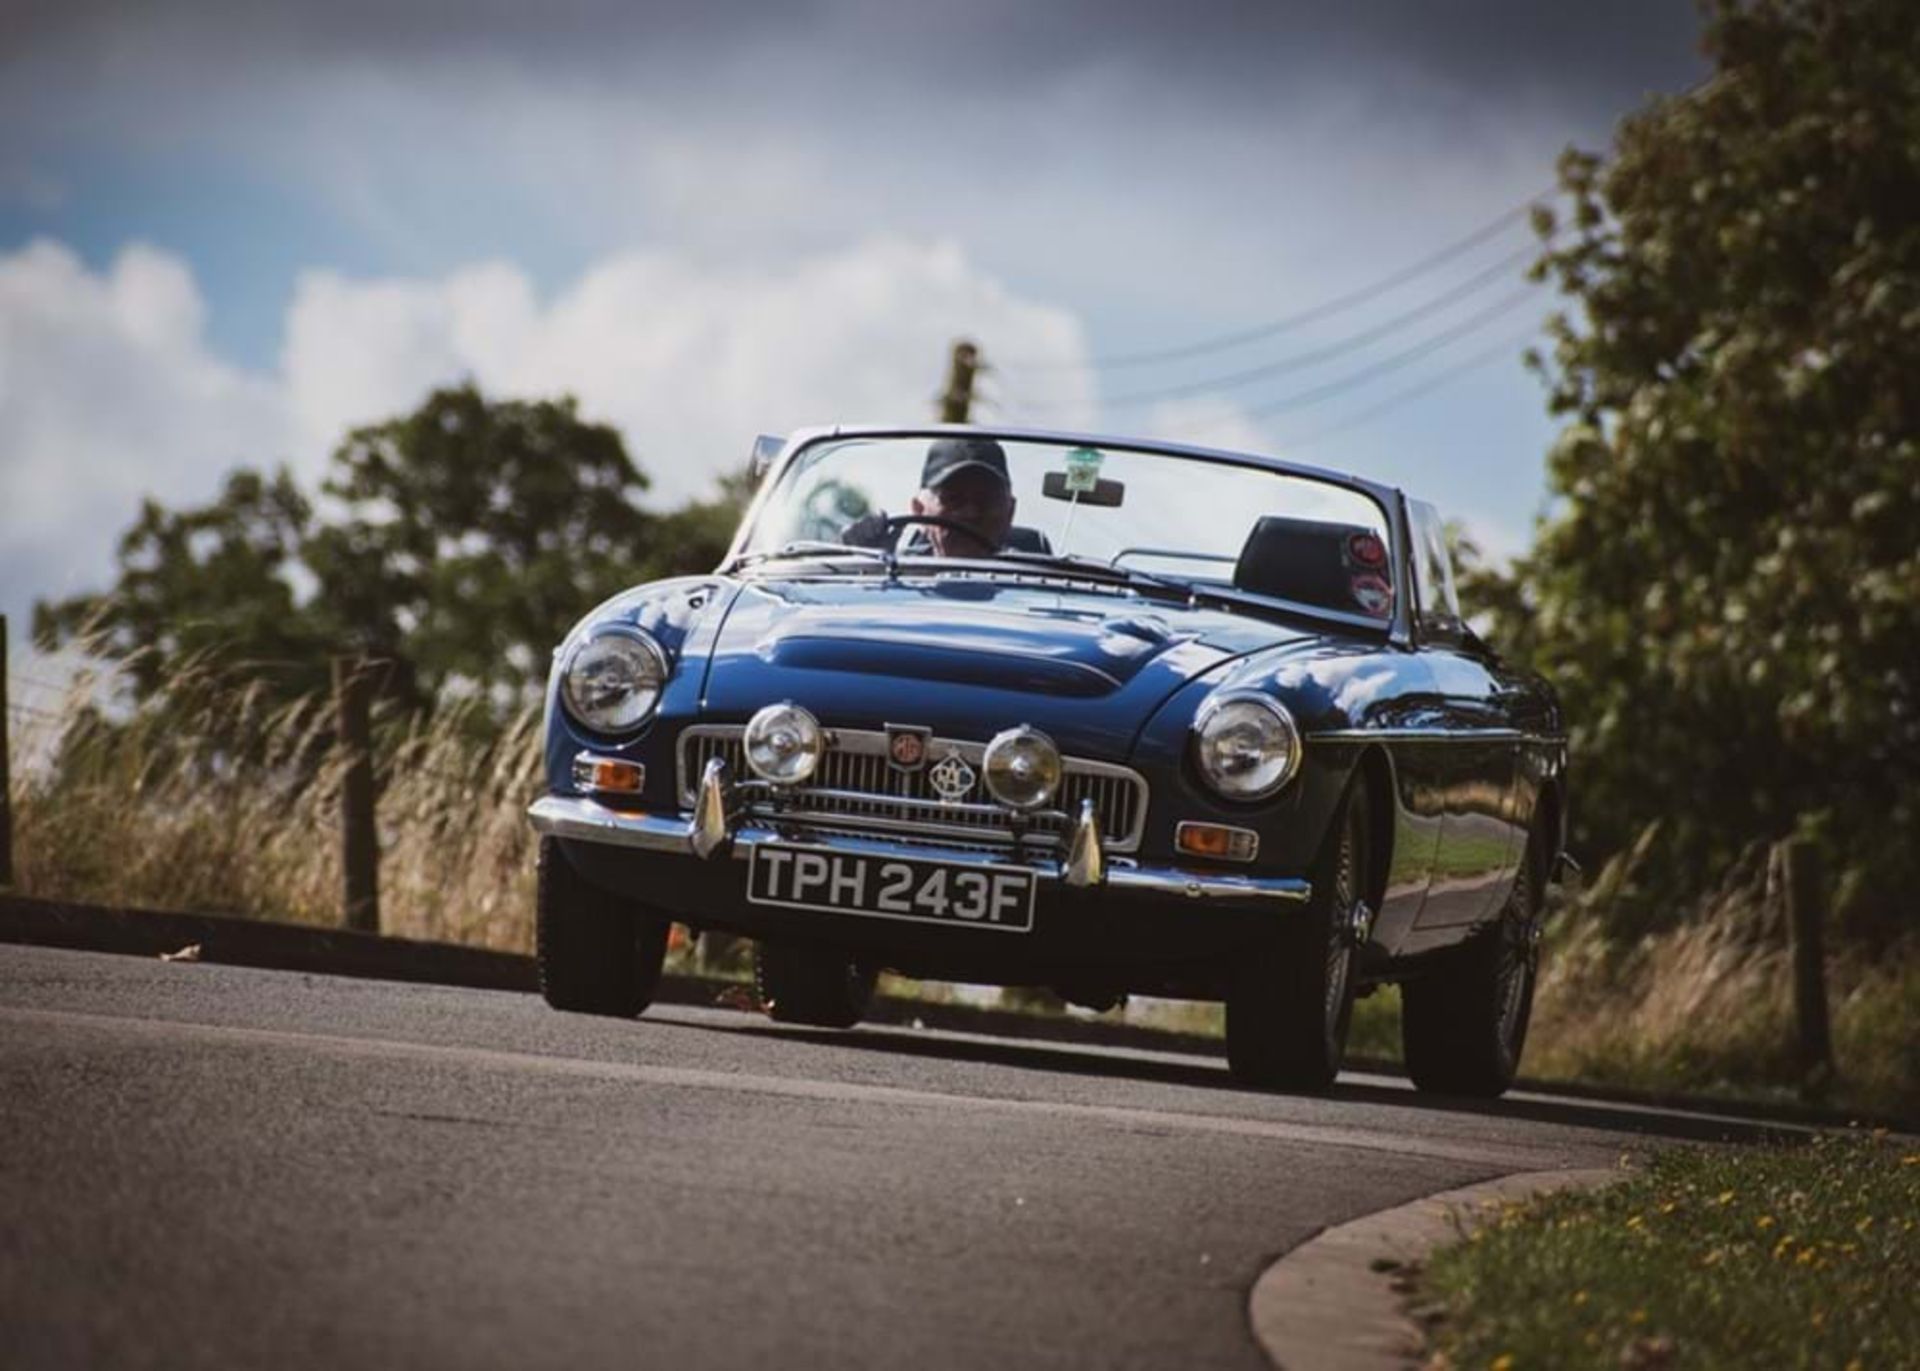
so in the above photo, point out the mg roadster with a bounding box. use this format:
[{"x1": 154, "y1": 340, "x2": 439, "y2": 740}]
[{"x1": 529, "y1": 425, "x2": 1567, "y2": 1096}]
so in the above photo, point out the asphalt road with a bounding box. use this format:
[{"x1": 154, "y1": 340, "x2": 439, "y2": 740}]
[{"x1": 0, "y1": 943, "x2": 1789, "y2": 1371}]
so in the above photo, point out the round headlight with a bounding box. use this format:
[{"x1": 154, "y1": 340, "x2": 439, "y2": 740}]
[
  {"x1": 561, "y1": 628, "x2": 669, "y2": 733},
  {"x1": 982, "y1": 725, "x2": 1063, "y2": 810},
  {"x1": 743, "y1": 702, "x2": 824, "y2": 785},
  {"x1": 1192, "y1": 693, "x2": 1301, "y2": 800}
]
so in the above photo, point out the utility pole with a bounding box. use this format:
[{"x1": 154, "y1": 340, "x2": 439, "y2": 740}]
[{"x1": 938, "y1": 340, "x2": 981, "y2": 423}]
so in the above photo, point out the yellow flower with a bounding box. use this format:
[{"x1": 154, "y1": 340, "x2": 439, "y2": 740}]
[
  {"x1": 1797, "y1": 1248, "x2": 1818, "y2": 1266},
  {"x1": 1899, "y1": 1153, "x2": 1919, "y2": 1167},
  {"x1": 1856, "y1": 1215, "x2": 1874, "y2": 1234},
  {"x1": 1572, "y1": 1290, "x2": 1589, "y2": 1307},
  {"x1": 1810, "y1": 1309, "x2": 1826, "y2": 1329},
  {"x1": 1659, "y1": 1201, "x2": 1679, "y2": 1215},
  {"x1": 1715, "y1": 1190, "x2": 1735, "y2": 1205},
  {"x1": 1626, "y1": 1215, "x2": 1645, "y2": 1231},
  {"x1": 1630, "y1": 1309, "x2": 1649, "y2": 1325},
  {"x1": 1757, "y1": 1215, "x2": 1776, "y2": 1230},
  {"x1": 1490, "y1": 1355, "x2": 1514, "y2": 1371}
]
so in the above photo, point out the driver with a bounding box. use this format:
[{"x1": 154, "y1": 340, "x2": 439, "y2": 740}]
[{"x1": 845, "y1": 437, "x2": 1016, "y2": 557}]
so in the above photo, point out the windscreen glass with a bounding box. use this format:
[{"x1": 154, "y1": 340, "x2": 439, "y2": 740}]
[{"x1": 740, "y1": 436, "x2": 1397, "y2": 621}]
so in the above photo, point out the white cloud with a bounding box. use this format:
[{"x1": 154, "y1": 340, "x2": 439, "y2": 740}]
[
  {"x1": 0, "y1": 239, "x2": 290, "y2": 609},
  {"x1": 1, "y1": 234, "x2": 1090, "y2": 628},
  {"x1": 1141, "y1": 395, "x2": 1270, "y2": 458},
  {"x1": 283, "y1": 236, "x2": 1091, "y2": 505}
]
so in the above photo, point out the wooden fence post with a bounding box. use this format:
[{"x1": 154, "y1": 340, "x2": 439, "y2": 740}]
[
  {"x1": 1780, "y1": 838, "x2": 1832, "y2": 1095},
  {"x1": 334, "y1": 655, "x2": 379, "y2": 933},
  {"x1": 1, "y1": 614, "x2": 12, "y2": 888}
]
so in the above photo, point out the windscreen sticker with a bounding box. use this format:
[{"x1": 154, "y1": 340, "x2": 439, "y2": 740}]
[{"x1": 1061, "y1": 447, "x2": 1104, "y2": 494}]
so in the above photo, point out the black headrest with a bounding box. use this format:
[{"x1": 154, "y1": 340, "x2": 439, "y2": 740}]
[
  {"x1": 1232, "y1": 517, "x2": 1394, "y2": 618},
  {"x1": 1004, "y1": 525, "x2": 1054, "y2": 554}
]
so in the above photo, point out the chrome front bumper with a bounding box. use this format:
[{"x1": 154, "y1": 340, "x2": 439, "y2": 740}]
[{"x1": 528, "y1": 773, "x2": 1312, "y2": 908}]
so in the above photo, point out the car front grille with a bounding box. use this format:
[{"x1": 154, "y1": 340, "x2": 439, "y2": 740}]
[{"x1": 676, "y1": 725, "x2": 1148, "y2": 852}]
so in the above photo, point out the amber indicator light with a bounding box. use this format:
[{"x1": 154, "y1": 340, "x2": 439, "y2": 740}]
[
  {"x1": 572, "y1": 754, "x2": 646, "y2": 794},
  {"x1": 1175, "y1": 821, "x2": 1259, "y2": 863}
]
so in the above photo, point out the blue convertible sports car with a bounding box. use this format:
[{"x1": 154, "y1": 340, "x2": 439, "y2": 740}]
[{"x1": 528, "y1": 425, "x2": 1568, "y2": 1096}]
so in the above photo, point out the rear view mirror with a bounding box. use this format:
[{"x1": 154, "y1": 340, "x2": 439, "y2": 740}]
[
  {"x1": 1041, "y1": 472, "x2": 1126, "y2": 508},
  {"x1": 748, "y1": 433, "x2": 785, "y2": 481}
]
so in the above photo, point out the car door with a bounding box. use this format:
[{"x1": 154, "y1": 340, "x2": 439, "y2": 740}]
[{"x1": 1403, "y1": 501, "x2": 1522, "y2": 932}]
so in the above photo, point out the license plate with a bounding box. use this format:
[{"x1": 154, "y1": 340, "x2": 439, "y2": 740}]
[{"x1": 746, "y1": 844, "x2": 1036, "y2": 933}]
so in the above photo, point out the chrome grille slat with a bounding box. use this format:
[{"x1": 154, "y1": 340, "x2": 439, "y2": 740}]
[{"x1": 677, "y1": 725, "x2": 1148, "y2": 853}]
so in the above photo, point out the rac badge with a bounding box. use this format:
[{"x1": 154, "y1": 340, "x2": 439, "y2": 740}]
[
  {"x1": 928, "y1": 751, "x2": 976, "y2": 804},
  {"x1": 886, "y1": 723, "x2": 931, "y2": 773}
]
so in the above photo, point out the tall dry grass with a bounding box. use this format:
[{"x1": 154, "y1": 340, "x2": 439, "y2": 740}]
[
  {"x1": 7, "y1": 656, "x2": 1914, "y2": 1115},
  {"x1": 9, "y1": 658, "x2": 541, "y2": 952},
  {"x1": 1523, "y1": 830, "x2": 1918, "y2": 1118}
]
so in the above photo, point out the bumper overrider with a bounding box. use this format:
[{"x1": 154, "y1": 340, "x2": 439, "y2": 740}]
[{"x1": 530, "y1": 758, "x2": 1310, "y2": 923}]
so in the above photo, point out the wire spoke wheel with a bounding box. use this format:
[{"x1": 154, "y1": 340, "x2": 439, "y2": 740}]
[
  {"x1": 1401, "y1": 821, "x2": 1545, "y2": 1098},
  {"x1": 1321, "y1": 805, "x2": 1362, "y2": 1047},
  {"x1": 1226, "y1": 774, "x2": 1369, "y2": 1092}
]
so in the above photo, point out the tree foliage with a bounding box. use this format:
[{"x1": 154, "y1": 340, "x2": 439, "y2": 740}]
[
  {"x1": 1481, "y1": 0, "x2": 1918, "y2": 936},
  {"x1": 37, "y1": 384, "x2": 749, "y2": 721}
]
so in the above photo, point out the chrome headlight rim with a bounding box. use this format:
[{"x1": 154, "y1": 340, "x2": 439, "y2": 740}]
[
  {"x1": 1191, "y1": 691, "x2": 1302, "y2": 801},
  {"x1": 743, "y1": 701, "x2": 825, "y2": 786},
  {"x1": 559, "y1": 624, "x2": 670, "y2": 736},
  {"x1": 981, "y1": 724, "x2": 1064, "y2": 811}
]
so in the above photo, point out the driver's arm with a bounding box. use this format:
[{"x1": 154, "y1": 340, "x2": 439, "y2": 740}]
[{"x1": 841, "y1": 511, "x2": 893, "y2": 548}]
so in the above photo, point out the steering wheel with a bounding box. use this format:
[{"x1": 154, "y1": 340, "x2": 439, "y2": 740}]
[{"x1": 879, "y1": 513, "x2": 994, "y2": 552}]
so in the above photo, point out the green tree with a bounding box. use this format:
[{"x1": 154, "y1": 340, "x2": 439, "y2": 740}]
[
  {"x1": 1489, "y1": 0, "x2": 1918, "y2": 936},
  {"x1": 34, "y1": 467, "x2": 333, "y2": 703},
  {"x1": 37, "y1": 383, "x2": 750, "y2": 722}
]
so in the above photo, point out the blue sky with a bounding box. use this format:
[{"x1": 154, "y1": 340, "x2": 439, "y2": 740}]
[{"x1": 0, "y1": 0, "x2": 1705, "y2": 664}]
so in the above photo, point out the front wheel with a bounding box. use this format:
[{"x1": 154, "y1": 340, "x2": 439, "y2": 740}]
[
  {"x1": 1400, "y1": 827, "x2": 1543, "y2": 1098},
  {"x1": 535, "y1": 837, "x2": 671, "y2": 1016},
  {"x1": 1225, "y1": 775, "x2": 1370, "y2": 1092},
  {"x1": 754, "y1": 941, "x2": 878, "y2": 1028}
]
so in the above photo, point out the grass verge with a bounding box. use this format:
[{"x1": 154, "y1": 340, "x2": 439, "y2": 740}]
[{"x1": 1417, "y1": 1132, "x2": 1919, "y2": 1370}]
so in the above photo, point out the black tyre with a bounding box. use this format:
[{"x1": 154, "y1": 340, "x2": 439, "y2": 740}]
[
  {"x1": 1400, "y1": 825, "x2": 1544, "y2": 1098},
  {"x1": 1225, "y1": 774, "x2": 1370, "y2": 1092},
  {"x1": 535, "y1": 837, "x2": 670, "y2": 1016},
  {"x1": 753, "y1": 941, "x2": 878, "y2": 1028}
]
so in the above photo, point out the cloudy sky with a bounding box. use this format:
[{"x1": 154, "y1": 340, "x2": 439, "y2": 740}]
[{"x1": 1, "y1": 0, "x2": 1704, "y2": 666}]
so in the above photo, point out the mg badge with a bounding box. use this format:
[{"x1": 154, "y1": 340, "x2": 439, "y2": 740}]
[
  {"x1": 928, "y1": 751, "x2": 976, "y2": 804},
  {"x1": 886, "y1": 723, "x2": 931, "y2": 773}
]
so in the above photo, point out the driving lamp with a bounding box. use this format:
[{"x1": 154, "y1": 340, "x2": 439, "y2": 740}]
[
  {"x1": 982, "y1": 725, "x2": 1063, "y2": 810},
  {"x1": 1192, "y1": 693, "x2": 1301, "y2": 800},
  {"x1": 743, "y1": 702, "x2": 825, "y2": 785},
  {"x1": 560, "y1": 627, "x2": 669, "y2": 734}
]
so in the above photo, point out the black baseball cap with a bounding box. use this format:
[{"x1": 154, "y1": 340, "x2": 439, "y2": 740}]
[{"x1": 920, "y1": 437, "x2": 1011, "y2": 492}]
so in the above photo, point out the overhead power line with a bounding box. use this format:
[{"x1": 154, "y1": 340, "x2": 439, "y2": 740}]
[
  {"x1": 1276, "y1": 325, "x2": 1543, "y2": 450},
  {"x1": 1095, "y1": 242, "x2": 1541, "y2": 411},
  {"x1": 1014, "y1": 189, "x2": 1554, "y2": 373},
  {"x1": 1238, "y1": 285, "x2": 1541, "y2": 421}
]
